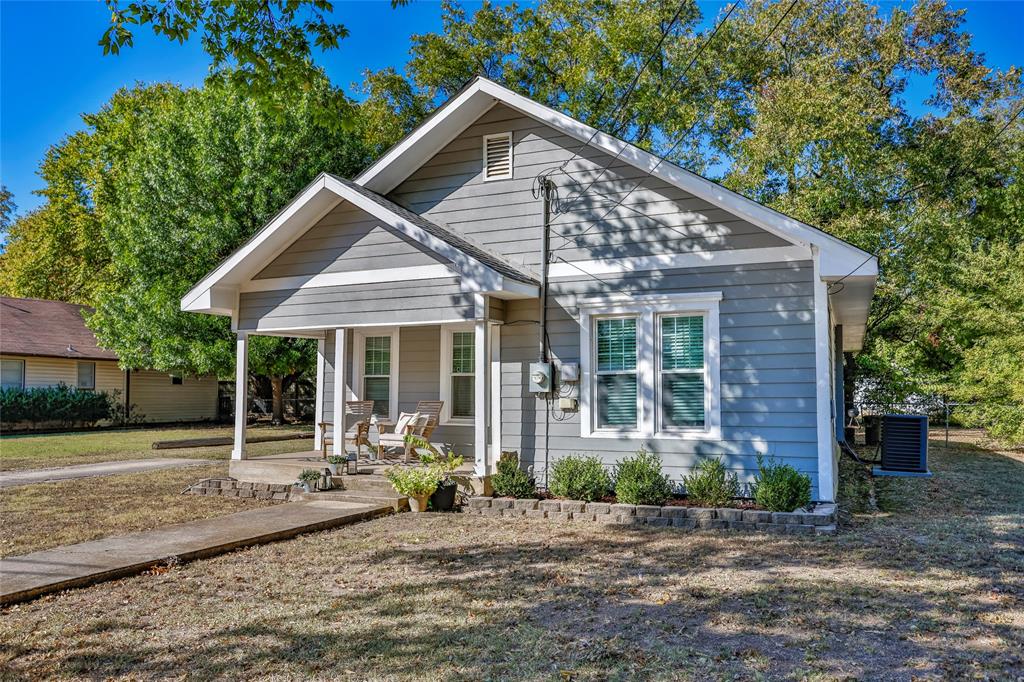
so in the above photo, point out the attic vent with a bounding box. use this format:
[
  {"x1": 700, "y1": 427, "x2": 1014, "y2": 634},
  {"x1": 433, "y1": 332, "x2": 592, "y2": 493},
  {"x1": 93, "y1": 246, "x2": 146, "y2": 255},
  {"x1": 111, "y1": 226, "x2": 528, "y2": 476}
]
[{"x1": 482, "y1": 132, "x2": 513, "y2": 181}]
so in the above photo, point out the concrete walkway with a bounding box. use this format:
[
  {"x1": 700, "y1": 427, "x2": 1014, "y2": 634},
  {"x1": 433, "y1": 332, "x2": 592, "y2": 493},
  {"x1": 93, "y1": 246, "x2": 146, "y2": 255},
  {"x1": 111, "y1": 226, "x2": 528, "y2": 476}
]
[
  {"x1": 0, "y1": 500, "x2": 391, "y2": 605},
  {"x1": 0, "y1": 458, "x2": 215, "y2": 489}
]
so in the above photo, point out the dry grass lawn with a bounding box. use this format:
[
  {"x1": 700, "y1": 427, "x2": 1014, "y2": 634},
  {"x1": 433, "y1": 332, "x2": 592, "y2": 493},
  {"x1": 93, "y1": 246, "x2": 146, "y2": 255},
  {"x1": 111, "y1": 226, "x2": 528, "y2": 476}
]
[
  {"x1": 0, "y1": 424, "x2": 312, "y2": 471},
  {"x1": 1, "y1": 433, "x2": 1021, "y2": 680},
  {"x1": 0, "y1": 464, "x2": 275, "y2": 557}
]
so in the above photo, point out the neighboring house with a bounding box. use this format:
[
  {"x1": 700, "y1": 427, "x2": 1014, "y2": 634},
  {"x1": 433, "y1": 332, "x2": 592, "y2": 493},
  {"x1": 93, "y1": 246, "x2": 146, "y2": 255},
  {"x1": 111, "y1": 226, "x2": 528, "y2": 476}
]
[
  {"x1": 182, "y1": 78, "x2": 877, "y2": 501},
  {"x1": 1, "y1": 297, "x2": 218, "y2": 424}
]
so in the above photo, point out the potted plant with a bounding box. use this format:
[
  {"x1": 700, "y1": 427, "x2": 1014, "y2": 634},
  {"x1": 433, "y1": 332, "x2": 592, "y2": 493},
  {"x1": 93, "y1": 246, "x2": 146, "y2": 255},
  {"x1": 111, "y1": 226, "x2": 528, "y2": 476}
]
[
  {"x1": 297, "y1": 468, "x2": 321, "y2": 493},
  {"x1": 420, "y1": 450, "x2": 464, "y2": 512},
  {"x1": 326, "y1": 454, "x2": 346, "y2": 476},
  {"x1": 384, "y1": 466, "x2": 441, "y2": 512}
]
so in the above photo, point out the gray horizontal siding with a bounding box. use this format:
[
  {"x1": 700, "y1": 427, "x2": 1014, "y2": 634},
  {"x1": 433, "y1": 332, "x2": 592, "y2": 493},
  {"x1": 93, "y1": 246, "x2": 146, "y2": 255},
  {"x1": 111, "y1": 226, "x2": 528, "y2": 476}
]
[
  {"x1": 321, "y1": 326, "x2": 474, "y2": 458},
  {"x1": 237, "y1": 278, "x2": 473, "y2": 331},
  {"x1": 387, "y1": 103, "x2": 788, "y2": 269},
  {"x1": 256, "y1": 203, "x2": 444, "y2": 280},
  {"x1": 498, "y1": 261, "x2": 822, "y2": 497}
]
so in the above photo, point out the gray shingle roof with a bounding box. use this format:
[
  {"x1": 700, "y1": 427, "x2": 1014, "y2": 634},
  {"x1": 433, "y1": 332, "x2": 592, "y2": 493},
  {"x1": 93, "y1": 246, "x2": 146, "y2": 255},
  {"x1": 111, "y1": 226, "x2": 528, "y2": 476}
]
[{"x1": 328, "y1": 174, "x2": 539, "y2": 286}]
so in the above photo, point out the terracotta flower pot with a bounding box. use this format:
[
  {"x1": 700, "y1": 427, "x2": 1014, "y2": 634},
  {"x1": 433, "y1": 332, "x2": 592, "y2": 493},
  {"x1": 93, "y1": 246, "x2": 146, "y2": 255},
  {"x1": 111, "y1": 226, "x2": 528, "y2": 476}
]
[{"x1": 409, "y1": 494, "x2": 430, "y2": 512}]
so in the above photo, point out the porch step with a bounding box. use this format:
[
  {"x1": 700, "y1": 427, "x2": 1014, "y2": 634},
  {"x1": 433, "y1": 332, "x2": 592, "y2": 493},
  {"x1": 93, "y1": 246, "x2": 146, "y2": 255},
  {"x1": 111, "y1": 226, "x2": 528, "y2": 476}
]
[
  {"x1": 330, "y1": 474, "x2": 394, "y2": 492},
  {"x1": 293, "y1": 489, "x2": 409, "y2": 512}
]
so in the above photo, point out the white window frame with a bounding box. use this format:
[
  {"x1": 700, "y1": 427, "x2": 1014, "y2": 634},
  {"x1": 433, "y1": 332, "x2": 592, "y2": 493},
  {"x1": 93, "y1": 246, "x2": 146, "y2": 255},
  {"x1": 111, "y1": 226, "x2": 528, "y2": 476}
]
[
  {"x1": 1, "y1": 358, "x2": 25, "y2": 389},
  {"x1": 579, "y1": 291, "x2": 722, "y2": 440},
  {"x1": 482, "y1": 132, "x2": 513, "y2": 181},
  {"x1": 656, "y1": 312, "x2": 711, "y2": 435},
  {"x1": 439, "y1": 323, "x2": 476, "y2": 425},
  {"x1": 352, "y1": 328, "x2": 399, "y2": 420},
  {"x1": 77, "y1": 361, "x2": 96, "y2": 391},
  {"x1": 591, "y1": 315, "x2": 642, "y2": 434}
]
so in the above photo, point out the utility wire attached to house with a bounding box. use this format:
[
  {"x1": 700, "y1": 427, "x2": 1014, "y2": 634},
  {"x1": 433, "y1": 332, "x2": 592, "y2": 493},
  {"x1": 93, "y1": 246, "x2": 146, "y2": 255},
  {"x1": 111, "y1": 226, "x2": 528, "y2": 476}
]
[{"x1": 550, "y1": 0, "x2": 800, "y2": 254}]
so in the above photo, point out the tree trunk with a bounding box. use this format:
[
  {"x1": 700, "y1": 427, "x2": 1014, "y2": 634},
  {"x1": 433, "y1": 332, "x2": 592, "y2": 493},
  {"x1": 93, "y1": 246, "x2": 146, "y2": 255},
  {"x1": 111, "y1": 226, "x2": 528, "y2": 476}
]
[{"x1": 271, "y1": 376, "x2": 284, "y2": 425}]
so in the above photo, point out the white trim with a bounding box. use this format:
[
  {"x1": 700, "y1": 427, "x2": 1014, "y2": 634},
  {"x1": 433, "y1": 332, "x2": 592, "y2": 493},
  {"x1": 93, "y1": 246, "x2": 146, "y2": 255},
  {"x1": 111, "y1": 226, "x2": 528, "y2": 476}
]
[
  {"x1": 332, "y1": 328, "x2": 347, "y2": 456},
  {"x1": 482, "y1": 131, "x2": 514, "y2": 181},
  {"x1": 578, "y1": 291, "x2": 722, "y2": 441},
  {"x1": 231, "y1": 333, "x2": 248, "y2": 460},
  {"x1": 812, "y1": 249, "x2": 836, "y2": 501},
  {"x1": 238, "y1": 317, "x2": 474, "y2": 335},
  {"x1": 439, "y1": 322, "x2": 476, "y2": 426},
  {"x1": 473, "y1": 314, "x2": 489, "y2": 477},
  {"x1": 548, "y1": 246, "x2": 811, "y2": 278},
  {"x1": 489, "y1": 322, "x2": 502, "y2": 474},
  {"x1": 313, "y1": 338, "x2": 326, "y2": 451},
  {"x1": 354, "y1": 77, "x2": 876, "y2": 280},
  {"x1": 352, "y1": 327, "x2": 400, "y2": 421},
  {"x1": 240, "y1": 264, "x2": 458, "y2": 293}
]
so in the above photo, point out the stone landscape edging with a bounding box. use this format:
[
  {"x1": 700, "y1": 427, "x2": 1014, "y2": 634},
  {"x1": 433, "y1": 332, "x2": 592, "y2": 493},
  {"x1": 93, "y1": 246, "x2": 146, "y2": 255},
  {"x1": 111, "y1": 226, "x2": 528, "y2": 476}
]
[
  {"x1": 184, "y1": 478, "x2": 295, "y2": 501},
  {"x1": 464, "y1": 497, "x2": 837, "y2": 536}
]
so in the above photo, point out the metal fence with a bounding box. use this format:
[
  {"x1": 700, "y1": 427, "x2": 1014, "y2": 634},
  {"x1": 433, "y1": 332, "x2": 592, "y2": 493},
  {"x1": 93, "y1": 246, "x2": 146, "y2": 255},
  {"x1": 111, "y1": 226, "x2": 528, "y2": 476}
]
[{"x1": 850, "y1": 400, "x2": 992, "y2": 447}]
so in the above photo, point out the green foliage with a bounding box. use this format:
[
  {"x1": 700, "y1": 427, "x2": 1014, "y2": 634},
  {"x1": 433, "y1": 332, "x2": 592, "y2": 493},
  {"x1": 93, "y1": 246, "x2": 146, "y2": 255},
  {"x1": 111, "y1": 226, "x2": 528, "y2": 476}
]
[
  {"x1": 297, "y1": 468, "x2": 323, "y2": 484},
  {"x1": 0, "y1": 385, "x2": 118, "y2": 429},
  {"x1": 385, "y1": 466, "x2": 441, "y2": 497},
  {"x1": 491, "y1": 452, "x2": 536, "y2": 498},
  {"x1": 548, "y1": 454, "x2": 611, "y2": 502},
  {"x1": 419, "y1": 448, "x2": 465, "y2": 482},
  {"x1": 98, "y1": 1, "x2": 379, "y2": 129},
  {"x1": 326, "y1": 455, "x2": 347, "y2": 465},
  {"x1": 613, "y1": 448, "x2": 674, "y2": 505},
  {"x1": 752, "y1": 456, "x2": 812, "y2": 512},
  {"x1": 683, "y1": 458, "x2": 740, "y2": 507}
]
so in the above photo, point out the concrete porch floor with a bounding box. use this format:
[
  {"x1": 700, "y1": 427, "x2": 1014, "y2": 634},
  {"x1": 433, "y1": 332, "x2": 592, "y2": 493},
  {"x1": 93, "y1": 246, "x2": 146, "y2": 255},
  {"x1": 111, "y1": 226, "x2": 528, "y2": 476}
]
[{"x1": 231, "y1": 450, "x2": 476, "y2": 484}]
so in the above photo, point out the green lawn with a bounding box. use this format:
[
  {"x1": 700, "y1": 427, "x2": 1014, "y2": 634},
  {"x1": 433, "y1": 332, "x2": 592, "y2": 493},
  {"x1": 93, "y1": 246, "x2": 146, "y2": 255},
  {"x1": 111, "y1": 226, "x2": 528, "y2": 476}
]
[
  {"x1": 1, "y1": 432, "x2": 1020, "y2": 679},
  {"x1": 0, "y1": 424, "x2": 313, "y2": 470}
]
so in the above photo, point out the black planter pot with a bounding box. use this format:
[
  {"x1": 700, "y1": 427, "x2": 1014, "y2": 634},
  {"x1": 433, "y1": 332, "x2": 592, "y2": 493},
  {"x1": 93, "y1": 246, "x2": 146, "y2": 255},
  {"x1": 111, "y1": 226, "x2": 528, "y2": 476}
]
[{"x1": 430, "y1": 480, "x2": 458, "y2": 512}]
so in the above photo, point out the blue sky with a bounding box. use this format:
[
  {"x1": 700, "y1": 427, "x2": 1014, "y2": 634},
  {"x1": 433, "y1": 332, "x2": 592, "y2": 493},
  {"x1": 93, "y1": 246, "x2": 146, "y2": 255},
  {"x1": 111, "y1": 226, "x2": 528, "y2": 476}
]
[{"x1": 1, "y1": 0, "x2": 1022, "y2": 219}]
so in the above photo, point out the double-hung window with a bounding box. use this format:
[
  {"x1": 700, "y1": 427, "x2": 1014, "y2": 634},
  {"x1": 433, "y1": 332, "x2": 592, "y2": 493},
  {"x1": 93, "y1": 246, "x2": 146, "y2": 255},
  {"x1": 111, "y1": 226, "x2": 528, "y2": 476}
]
[
  {"x1": 1, "y1": 359, "x2": 25, "y2": 389},
  {"x1": 659, "y1": 315, "x2": 706, "y2": 429},
  {"x1": 362, "y1": 335, "x2": 392, "y2": 418},
  {"x1": 595, "y1": 317, "x2": 638, "y2": 430},
  {"x1": 77, "y1": 362, "x2": 96, "y2": 391},
  {"x1": 580, "y1": 292, "x2": 721, "y2": 440},
  {"x1": 440, "y1": 326, "x2": 475, "y2": 424}
]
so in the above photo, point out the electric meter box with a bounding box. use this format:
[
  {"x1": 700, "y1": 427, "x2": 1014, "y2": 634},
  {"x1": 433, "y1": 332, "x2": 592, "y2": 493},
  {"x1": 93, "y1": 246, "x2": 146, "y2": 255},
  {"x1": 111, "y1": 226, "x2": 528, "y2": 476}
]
[{"x1": 529, "y1": 362, "x2": 552, "y2": 393}]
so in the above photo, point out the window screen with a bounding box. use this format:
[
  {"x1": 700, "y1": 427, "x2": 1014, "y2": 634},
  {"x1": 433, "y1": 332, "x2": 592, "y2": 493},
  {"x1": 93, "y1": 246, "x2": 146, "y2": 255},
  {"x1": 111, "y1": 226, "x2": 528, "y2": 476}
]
[{"x1": 77, "y1": 362, "x2": 96, "y2": 391}]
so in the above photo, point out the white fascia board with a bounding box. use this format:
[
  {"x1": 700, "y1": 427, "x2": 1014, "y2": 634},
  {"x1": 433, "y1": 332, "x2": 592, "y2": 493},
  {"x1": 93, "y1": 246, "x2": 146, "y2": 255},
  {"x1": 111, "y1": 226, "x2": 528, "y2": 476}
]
[
  {"x1": 180, "y1": 175, "x2": 340, "y2": 313},
  {"x1": 548, "y1": 246, "x2": 811, "y2": 278},
  {"x1": 356, "y1": 77, "x2": 875, "y2": 278},
  {"x1": 239, "y1": 264, "x2": 458, "y2": 293}
]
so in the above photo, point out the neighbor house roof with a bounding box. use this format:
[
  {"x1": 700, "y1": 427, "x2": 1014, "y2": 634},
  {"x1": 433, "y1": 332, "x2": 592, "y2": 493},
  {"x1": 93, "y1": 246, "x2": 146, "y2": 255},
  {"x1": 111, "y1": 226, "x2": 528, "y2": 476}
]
[{"x1": 0, "y1": 297, "x2": 119, "y2": 361}]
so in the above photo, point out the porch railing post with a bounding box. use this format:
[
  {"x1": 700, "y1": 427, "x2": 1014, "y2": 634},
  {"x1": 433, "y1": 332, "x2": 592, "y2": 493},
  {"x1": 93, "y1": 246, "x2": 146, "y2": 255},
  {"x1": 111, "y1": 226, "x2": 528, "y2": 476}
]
[{"x1": 231, "y1": 332, "x2": 249, "y2": 460}]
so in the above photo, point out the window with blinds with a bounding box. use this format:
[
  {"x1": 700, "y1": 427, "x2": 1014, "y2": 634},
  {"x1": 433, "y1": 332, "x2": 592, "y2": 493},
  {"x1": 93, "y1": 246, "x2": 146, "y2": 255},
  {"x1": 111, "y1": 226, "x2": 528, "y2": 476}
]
[
  {"x1": 660, "y1": 315, "x2": 705, "y2": 428},
  {"x1": 482, "y1": 132, "x2": 513, "y2": 181},
  {"x1": 1, "y1": 359, "x2": 24, "y2": 389},
  {"x1": 596, "y1": 317, "x2": 638, "y2": 429},
  {"x1": 450, "y1": 331, "x2": 475, "y2": 418},
  {"x1": 363, "y1": 336, "x2": 391, "y2": 417},
  {"x1": 77, "y1": 362, "x2": 96, "y2": 391}
]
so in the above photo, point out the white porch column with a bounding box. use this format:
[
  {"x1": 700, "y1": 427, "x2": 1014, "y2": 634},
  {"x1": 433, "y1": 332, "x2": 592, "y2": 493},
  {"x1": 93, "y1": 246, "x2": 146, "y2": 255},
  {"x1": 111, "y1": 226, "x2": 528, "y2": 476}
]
[
  {"x1": 474, "y1": 300, "x2": 491, "y2": 477},
  {"x1": 489, "y1": 322, "x2": 502, "y2": 470},
  {"x1": 332, "y1": 328, "x2": 347, "y2": 456},
  {"x1": 313, "y1": 337, "x2": 326, "y2": 452},
  {"x1": 231, "y1": 332, "x2": 249, "y2": 460}
]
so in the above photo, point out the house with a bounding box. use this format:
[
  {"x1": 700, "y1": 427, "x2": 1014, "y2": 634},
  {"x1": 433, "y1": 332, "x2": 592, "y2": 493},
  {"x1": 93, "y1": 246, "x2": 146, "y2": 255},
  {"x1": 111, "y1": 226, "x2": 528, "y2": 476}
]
[
  {"x1": 181, "y1": 78, "x2": 877, "y2": 502},
  {"x1": 1, "y1": 296, "x2": 219, "y2": 424}
]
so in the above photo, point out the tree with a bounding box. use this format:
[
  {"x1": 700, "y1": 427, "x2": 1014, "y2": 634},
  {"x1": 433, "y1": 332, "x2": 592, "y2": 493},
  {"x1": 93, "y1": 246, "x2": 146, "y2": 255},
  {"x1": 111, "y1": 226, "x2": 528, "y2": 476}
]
[
  {"x1": 369, "y1": 0, "x2": 1023, "y2": 443},
  {"x1": 4, "y1": 77, "x2": 373, "y2": 421},
  {"x1": 99, "y1": 0, "x2": 407, "y2": 129}
]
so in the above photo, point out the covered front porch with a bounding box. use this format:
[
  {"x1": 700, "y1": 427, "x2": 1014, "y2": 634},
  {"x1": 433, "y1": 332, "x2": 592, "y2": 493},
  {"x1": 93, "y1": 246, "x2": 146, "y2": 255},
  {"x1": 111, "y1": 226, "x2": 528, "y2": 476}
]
[{"x1": 227, "y1": 306, "x2": 505, "y2": 483}]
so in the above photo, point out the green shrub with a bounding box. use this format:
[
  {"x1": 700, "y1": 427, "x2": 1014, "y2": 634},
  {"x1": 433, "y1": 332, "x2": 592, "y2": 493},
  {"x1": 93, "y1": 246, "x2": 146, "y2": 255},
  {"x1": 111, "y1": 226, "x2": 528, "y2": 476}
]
[
  {"x1": 683, "y1": 458, "x2": 739, "y2": 507},
  {"x1": 614, "y1": 448, "x2": 674, "y2": 505},
  {"x1": 548, "y1": 454, "x2": 611, "y2": 501},
  {"x1": 491, "y1": 452, "x2": 536, "y2": 498},
  {"x1": 0, "y1": 384, "x2": 117, "y2": 429},
  {"x1": 752, "y1": 456, "x2": 812, "y2": 511},
  {"x1": 385, "y1": 466, "x2": 441, "y2": 497}
]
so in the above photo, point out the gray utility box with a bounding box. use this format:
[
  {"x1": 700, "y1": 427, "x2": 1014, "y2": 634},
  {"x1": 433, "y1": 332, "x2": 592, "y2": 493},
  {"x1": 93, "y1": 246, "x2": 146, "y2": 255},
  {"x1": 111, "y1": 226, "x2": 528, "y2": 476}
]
[{"x1": 529, "y1": 362, "x2": 552, "y2": 393}]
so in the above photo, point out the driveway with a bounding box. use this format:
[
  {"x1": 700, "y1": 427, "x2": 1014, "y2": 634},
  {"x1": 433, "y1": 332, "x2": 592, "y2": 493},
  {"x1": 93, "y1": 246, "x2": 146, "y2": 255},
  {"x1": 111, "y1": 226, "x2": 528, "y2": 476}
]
[{"x1": 0, "y1": 458, "x2": 215, "y2": 489}]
